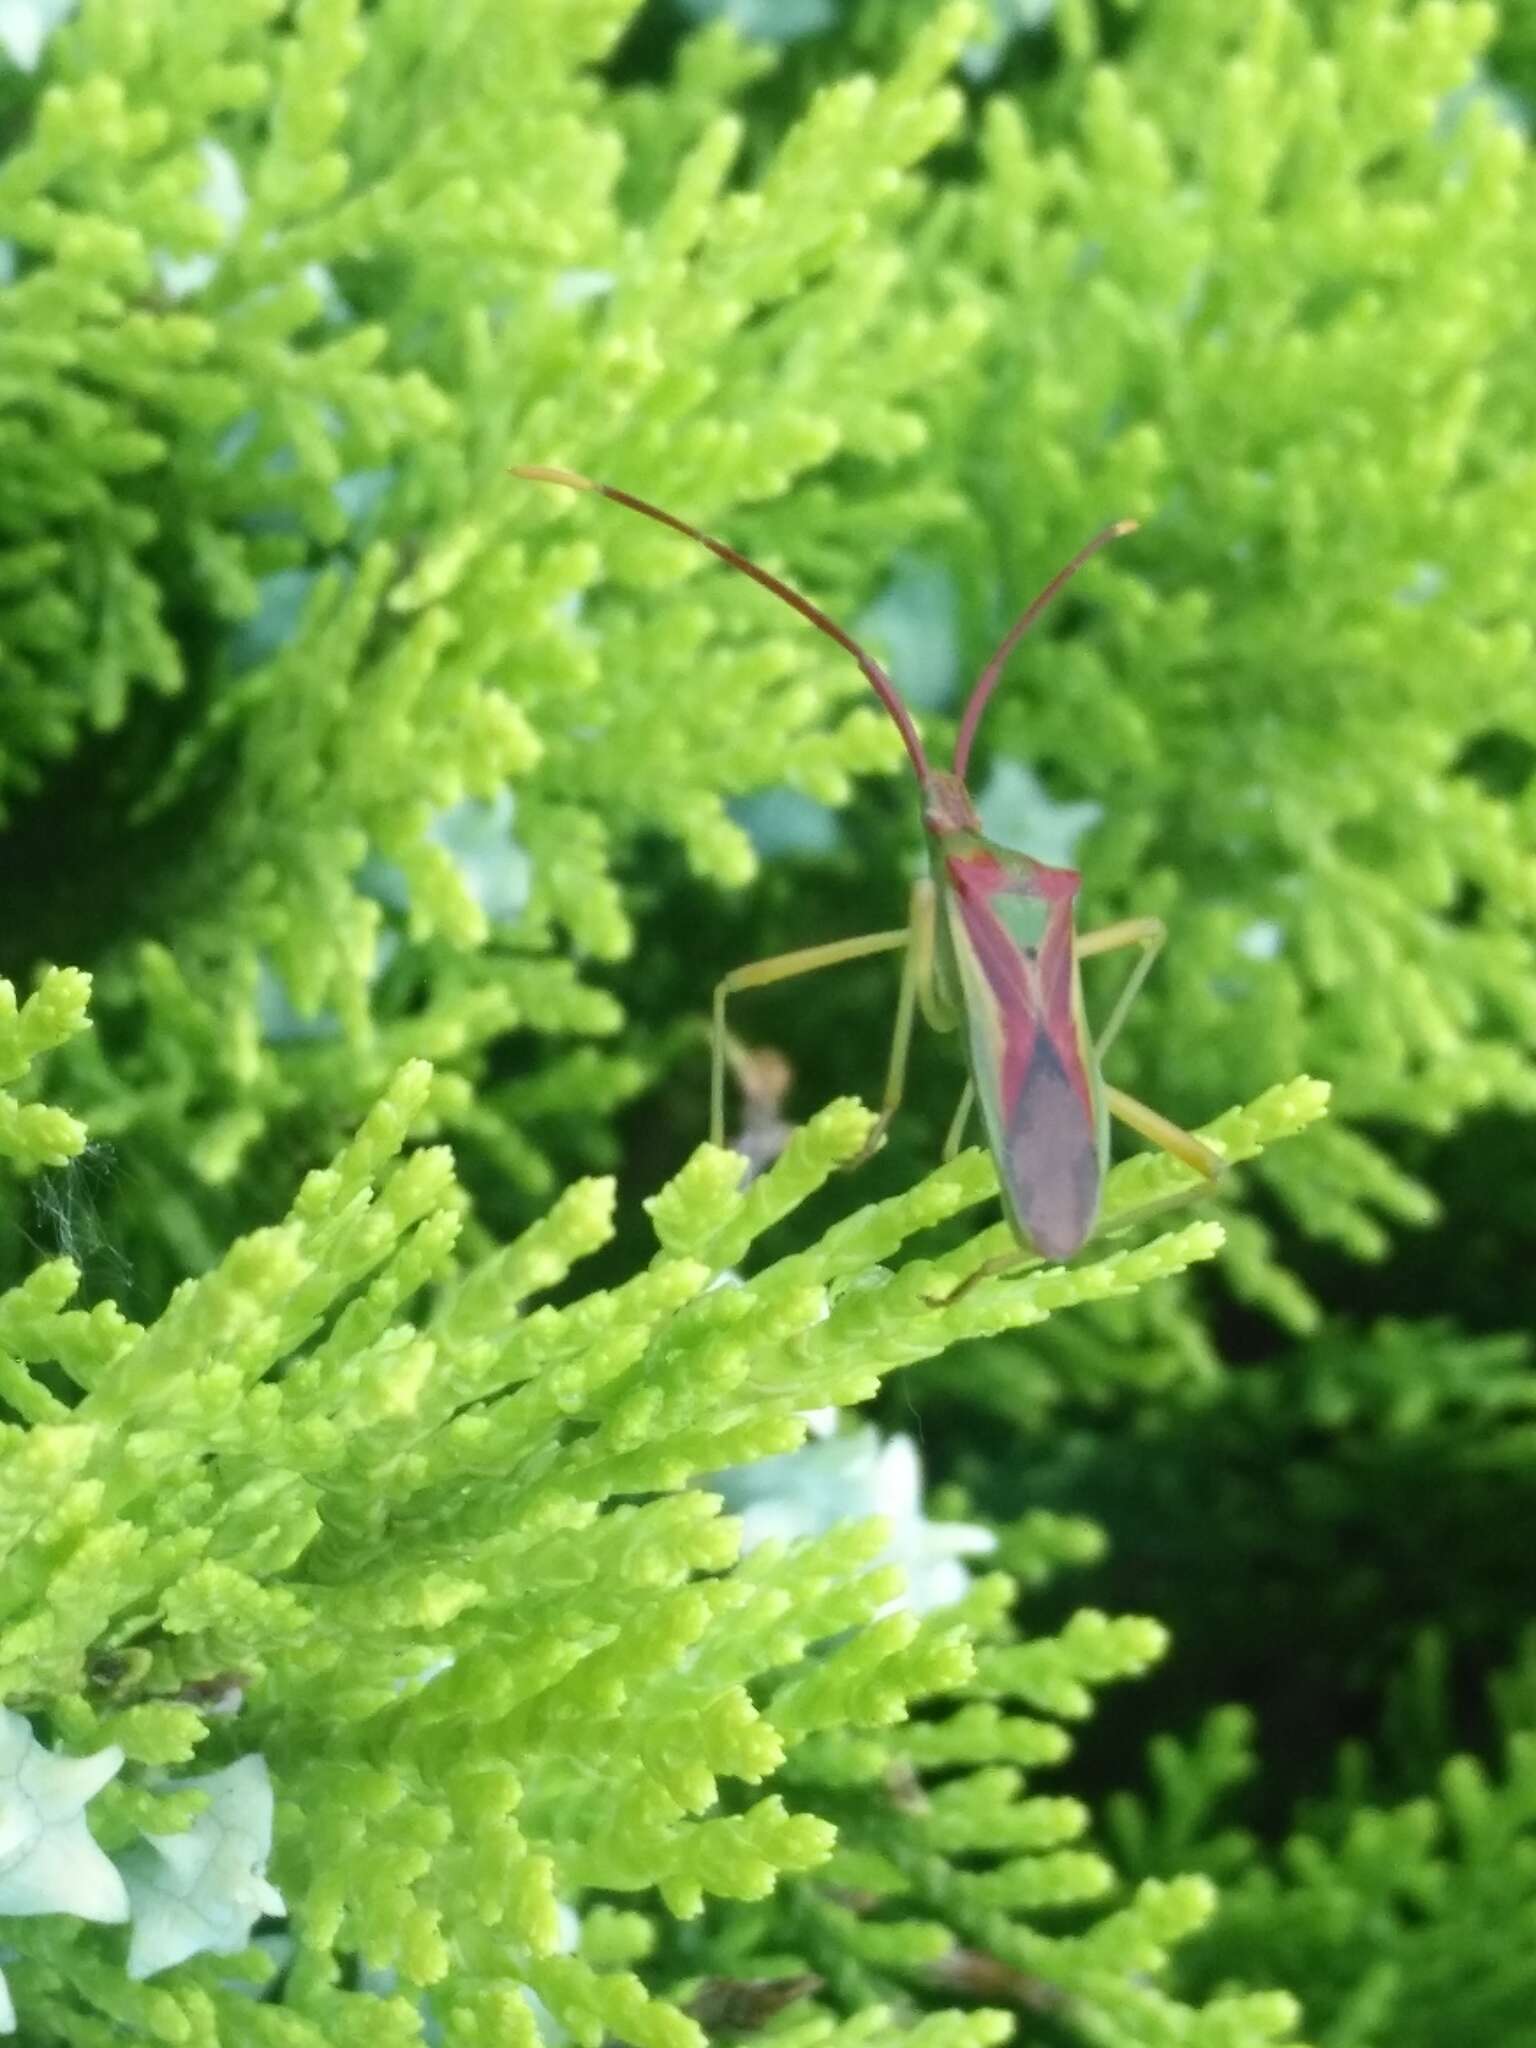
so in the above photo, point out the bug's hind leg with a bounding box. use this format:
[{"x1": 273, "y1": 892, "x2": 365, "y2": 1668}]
[
  {"x1": 926, "y1": 1244, "x2": 1043, "y2": 1310},
  {"x1": 1076, "y1": 1088, "x2": 1228, "y2": 1242},
  {"x1": 1104, "y1": 1085, "x2": 1227, "y2": 1182}
]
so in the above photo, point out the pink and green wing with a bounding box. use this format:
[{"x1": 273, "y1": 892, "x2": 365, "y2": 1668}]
[{"x1": 941, "y1": 845, "x2": 1106, "y2": 1261}]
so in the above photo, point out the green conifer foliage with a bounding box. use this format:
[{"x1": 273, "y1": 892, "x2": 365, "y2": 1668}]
[
  {"x1": 931, "y1": 0, "x2": 1536, "y2": 1281},
  {"x1": 2, "y1": 1, "x2": 1531, "y2": 2045},
  {"x1": 1108, "y1": 1639, "x2": 1536, "y2": 2048},
  {"x1": 0, "y1": 1000, "x2": 1325, "y2": 2042},
  {"x1": 0, "y1": 0, "x2": 984, "y2": 1289}
]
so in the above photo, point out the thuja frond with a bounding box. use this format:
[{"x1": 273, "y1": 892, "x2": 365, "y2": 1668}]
[
  {"x1": 1110, "y1": 1642, "x2": 1536, "y2": 2048},
  {"x1": 0, "y1": 968, "x2": 91, "y2": 1172},
  {"x1": 933, "y1": 0, "x2": 1536, "y2": 1265},
  {"x1": 1, "y1": 0, "x2": 993, "y2": 1294},
  {"x1": 0, "y1": 1041, "x2": 1324, "y2": 2041}
]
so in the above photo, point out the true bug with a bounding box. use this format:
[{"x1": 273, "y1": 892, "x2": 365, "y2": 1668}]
[{"x1": 513, "y1": 466, "x2": 1226, "y2": 1291}]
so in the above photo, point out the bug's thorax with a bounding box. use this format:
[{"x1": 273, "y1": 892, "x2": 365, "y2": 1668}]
[
  {"x1": 919, "y1": 770, "x2": 1087, "y2": 1053},
  {"x1": 920, "y1": 769, "x2": 1082, "y2": 905}
]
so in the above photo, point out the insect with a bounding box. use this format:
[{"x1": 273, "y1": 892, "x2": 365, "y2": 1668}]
[{"x1": 513, "y1": 465, "x2": 1226, "y2": 1294}]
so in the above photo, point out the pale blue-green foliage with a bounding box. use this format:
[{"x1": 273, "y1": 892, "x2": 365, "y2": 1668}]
[
  {"x1": 0, "y1": 1708, "x2": 127, "y2": 1927},
  {"x1": 671, "y1": 0, "x2": 1078, "y2": 74},
  {"x1": 0, "y1": 1712, "x2": 284, "y2": 2027},
  {"x1": 712, "y1": 1423, "x2": 997, "y2": 1617},
  {"x1": 0, "y1": 1, "x2": 74, "y2": 75},
  {"x1": 119, "y1": 1756, "x2": 284, "y2": 1981},
  {"x1": 676, "y1": 0, "x2": 836, "y2": 43},
  {"x1": 0, "y1": 983, "x2": 1328, "y2": 2044},
  {"x1": 925, "y1": 0, "x2": 1536, "y2": 1313},
  {"x1": 0, "y1": 1706, "x2": 125, "y2": 2038},
  {"x1": 1, "y1": 0, "x2": 988, "y2": 1270}
]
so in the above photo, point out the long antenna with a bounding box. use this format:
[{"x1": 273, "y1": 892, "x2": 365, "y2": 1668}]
[
  {"x1": 952, "y1": 519, "x2": 1139, "y2": 782},
  {"x1": 512, "y1": 465, "x2": 932, "y2": 785}
]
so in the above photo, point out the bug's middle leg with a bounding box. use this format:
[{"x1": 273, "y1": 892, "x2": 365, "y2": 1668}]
[
  {"x1": 941, "y1": 1078, "x2": 976, "y2": 1162},
  {"x1": 1075, "y1": 915, "x2": 1166, "y2": 1062},
  {"x1": 845, "y1": 878, "x2": 937, "y2": 1168}
]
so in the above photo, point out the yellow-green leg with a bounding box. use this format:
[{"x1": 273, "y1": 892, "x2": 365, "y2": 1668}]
[
  {"x1": 929, "y1": 1245, "x2": 1043, "y2": 1306},
  {"x1": 1075, "y1": 914, "x2": 1166, "y2": 1062},
  {"x1": 710, "y1": 880, "x2": 934, "y2": 1151},
  {"x1": 1104, "y1": 1083, "x2": 1226, "y2": 1183},
  {"x1": 942, "y1": 1078, "x2": 976, "y2": 1162}
]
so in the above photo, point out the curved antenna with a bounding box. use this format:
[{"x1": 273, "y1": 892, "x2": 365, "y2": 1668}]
[
  {"x1": 952, "y1": 519, "x2": 1139, "y2": 782},
  {"x1": 512, "y1": 466, "x2": 932, "y2": 785}
]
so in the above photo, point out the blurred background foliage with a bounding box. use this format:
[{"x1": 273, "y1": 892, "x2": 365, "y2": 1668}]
[{"x1": 3, "y1": 0, "x2": 1536, "y2": 2041}]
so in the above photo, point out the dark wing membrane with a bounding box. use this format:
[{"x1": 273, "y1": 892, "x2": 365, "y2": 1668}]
[
  {"x1": 945, "y1": 850, "x2": 1102, "y2": 1259},
  {"x1": 997, "y1": 1030, "x2": 1102, "y2": 1260}
]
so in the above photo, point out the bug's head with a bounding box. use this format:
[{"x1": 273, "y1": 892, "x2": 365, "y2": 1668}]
[{"x1": 920, "y1": 770, "x2": 982, "y2": 838}]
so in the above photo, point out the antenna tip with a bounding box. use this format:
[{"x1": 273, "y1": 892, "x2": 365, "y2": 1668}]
[
  {"x1": 1109, "y1": 517, "x2": 1140, "y2": 538},
  {"x1": 511, "y1": 464, "x2": 594, "y2": 491}
]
